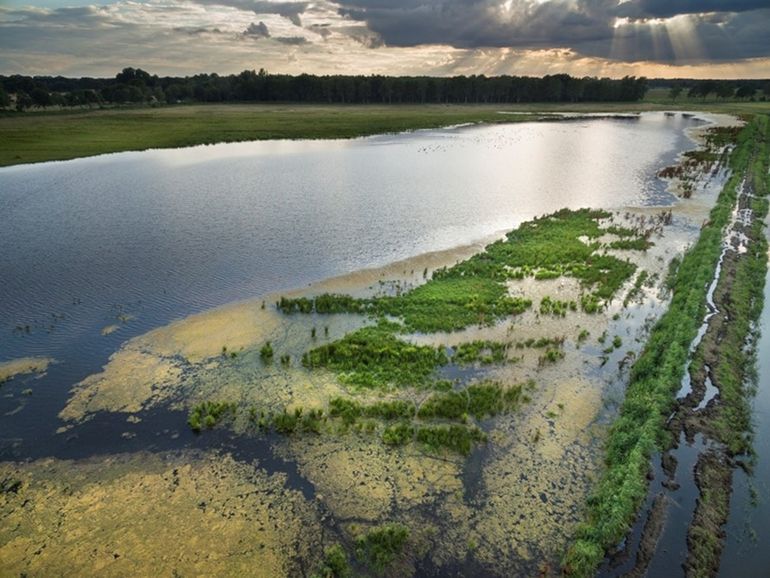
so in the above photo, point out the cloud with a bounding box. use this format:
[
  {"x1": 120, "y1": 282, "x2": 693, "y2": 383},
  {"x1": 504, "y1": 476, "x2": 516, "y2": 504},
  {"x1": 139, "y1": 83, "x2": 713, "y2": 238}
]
[
  {"x1": 334, "y1": 0, "x2": 770, "y2": 63},
  {"x1": 0, "y1": 0, "x2": 769, "y2": 77},
  {"x1": 615, "y1": 0, "x2": 768, "y2": 19},
  {"x1": 193, "y1": 0, "x2": 308, "y2": 25},
  {"x1": 308, "y1": 22, "x2": 331, "y2": 39},
  {"x1": 335, "y1": 0, "x2": 616, "y2": 49},
  {"x1": 243, "y1": 20, "x2": 270, "y2": 38},
  {"x1": 275, "y1": 35, "x2": 308, "y2": 44}
]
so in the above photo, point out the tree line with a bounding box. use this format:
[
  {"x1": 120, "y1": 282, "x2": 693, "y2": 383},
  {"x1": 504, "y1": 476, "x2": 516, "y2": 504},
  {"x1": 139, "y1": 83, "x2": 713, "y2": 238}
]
[
  {"x1": 0, "y1": 68, "x2": 649, "y2": 110},
  {"x1": 665, "y1": 79, "x2": 770, "y2": 102}
]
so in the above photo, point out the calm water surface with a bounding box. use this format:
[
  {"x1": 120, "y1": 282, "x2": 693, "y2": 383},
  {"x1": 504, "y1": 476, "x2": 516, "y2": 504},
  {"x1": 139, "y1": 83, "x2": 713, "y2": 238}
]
[{"x1": 0, "y1": 113, "x2": 700, "y2": 456}]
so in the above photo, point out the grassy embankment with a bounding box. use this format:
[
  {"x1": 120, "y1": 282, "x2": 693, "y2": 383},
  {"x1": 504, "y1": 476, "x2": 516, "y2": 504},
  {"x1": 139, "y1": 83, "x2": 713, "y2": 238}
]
[
  {"x1": 685, "y1": 115, "x2": 769, "y2": 575},
  {"x1": 0, "y1": 104, "x2": 531, "y2": 167},
  {"x1": 562, "y1": 115, "x2": 770, "y2": 576},
  {"x1": 2, "y1": 98, "x2": 769, "y2": 167}
]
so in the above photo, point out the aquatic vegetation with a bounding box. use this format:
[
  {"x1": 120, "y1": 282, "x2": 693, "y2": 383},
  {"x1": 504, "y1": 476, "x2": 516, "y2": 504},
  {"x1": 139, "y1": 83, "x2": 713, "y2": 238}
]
[
  {"x1": 607, "y1": 238, "x2": 652, "y2": 251},
  {"x1": 272, "y1": 407, "x2": 325, "y2": 434},
  {"x1": 516, "y1": 336, "x2": 565, "y2": 349},
  {"x1": 417, "y1": 380, "x2": 529, "y2": 420},
  {"x1": 623, "y1": 270, "x2": 650, "y2": 306},
  {"x1": 259, "y1": 341, "x2": 274, "y2": 362},
  {"x1": 312, "y1": 544, "x2": 351, "y2": 578},
  {"x1": 452, "y1": 340, "x2": 509, "y2": 365},
  {"x1": 279, "y1": 209, "x2": 644, "y2": 333},
  {"x1": 415, "y1": 424, "x2": 487, "y2": 455},
  {"x1": 329, "y1": 397, "x2": 416, "y2": 423},
  {"x1": 664, "y1": 255, "x2": 682, "y2": 292},
  {"x1": 612, "y1": 336, "x2": 623, "y2": 349},
  {"x1": 279, "y1": 294, "x2": 370, "y2": 315},
  {"x1": 539, "y1": 296, "x2": 576, "y2": 317},
  {"x1": 301, "y1": 321, "x2": 448, "y2": 388},
  {"x1": 187, "y1": 401, "x2": 237, "y2": 432},
  {"x1": 355, "y1": 524, "x2": 410, "y2": 573},
  {"x1": 563, "y1": 115, "x2": 767, "y2": 577},
  {"x1": 580, "y1": 293, "x2": 602, "y2": 314},
  {"x1": 382, "y1": 422, "x2": 416, "y2": 446},
  {"x1": 577, "y1": 330, "x2": 590, "y2": 343},
  {"x1": 538, "y1": 348, "x2": 565, "y2": 366},
  {"x1": 378, "y1": 276, "x2": 531, "y2": 332}
]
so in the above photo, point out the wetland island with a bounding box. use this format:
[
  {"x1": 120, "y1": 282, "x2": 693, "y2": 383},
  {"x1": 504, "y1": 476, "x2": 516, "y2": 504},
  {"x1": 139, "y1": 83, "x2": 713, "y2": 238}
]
[{"x1": 2, "y1": 10, "x2": 770, "y2": 578}]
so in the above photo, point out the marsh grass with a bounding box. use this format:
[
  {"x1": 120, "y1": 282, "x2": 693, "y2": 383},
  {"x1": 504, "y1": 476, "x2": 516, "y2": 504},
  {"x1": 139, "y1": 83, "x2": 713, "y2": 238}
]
[
  {"x1": 280, "y1": 209, "x2": 645, "y2": 333},
  {"x1": 301, "y1": 320, "x2": 448, "y2": 388},
  {"x1": 187, "y1": 401, "x2": 237, "y2": 432},
  {"x1": 562, "y1": 114, "x2": 769, "y2": 577},
  {"x1": 355, "y1": 523, "x2": 410, "y2": 573}
]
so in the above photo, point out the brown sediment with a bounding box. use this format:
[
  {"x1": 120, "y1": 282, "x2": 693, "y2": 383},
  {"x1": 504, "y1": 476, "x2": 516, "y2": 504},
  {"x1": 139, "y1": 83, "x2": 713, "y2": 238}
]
[
  {"x1": 100, "y1": 324, "x2": 120, "y2": 336},
  {"x1": 0, "y1": 357, "x2": 53, "y2": 383},
  {"x1": 685, "y1": 451, "x2": 732, "y2": 578},
  {"x1": 631, "y1": 494, "x2": 669, "y2": 577},
  {"x1": 0, "y1": 451, "x2": 323, "y2": 577},
  {"x1": 59, "y1": 348, "x2": 183, "y2": 421}
]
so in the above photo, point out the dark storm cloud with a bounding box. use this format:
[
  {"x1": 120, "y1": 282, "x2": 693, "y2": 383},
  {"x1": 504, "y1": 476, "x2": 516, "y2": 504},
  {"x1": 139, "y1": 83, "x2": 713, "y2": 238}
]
[
  {"x1": 243, "y1": 20, "x2": 270, "y2": 38},
  {"x1": 175, "y1": 26, "x2": 225, "y2": 35},
  {"x1": 614, "y1": 0, "x2": 769, "y2": 19},
  {"x1": 334, "y1": 0, "x2": 770, "y2": 62},
  {"x1": 579, "y1": 9, "x2": 770, "y2": 63},
  {"x1": 193, "y1": 0, "x2": 308, "y2": 25},
  {"x1": 274, "y1": 35, "x2": 308, "y2": 44},
  {"x1": 336, "y1": 1, "x2": 618, "y2": 48}
]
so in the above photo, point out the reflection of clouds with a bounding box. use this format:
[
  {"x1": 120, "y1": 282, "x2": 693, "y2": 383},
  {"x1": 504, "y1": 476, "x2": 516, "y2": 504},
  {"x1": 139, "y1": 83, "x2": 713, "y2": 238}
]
[{"x1": 0, "y1": 0, "x2": 768, "y2": 76}]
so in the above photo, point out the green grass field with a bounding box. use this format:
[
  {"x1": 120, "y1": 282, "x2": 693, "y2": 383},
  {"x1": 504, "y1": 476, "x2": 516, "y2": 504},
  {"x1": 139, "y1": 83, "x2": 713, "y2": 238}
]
[
  {"x1": 0, "y1": 104, "x2": 531, "y2": 167},
  {"x1": 2, "y1": 97, "x2": 768, "y2": 167}
]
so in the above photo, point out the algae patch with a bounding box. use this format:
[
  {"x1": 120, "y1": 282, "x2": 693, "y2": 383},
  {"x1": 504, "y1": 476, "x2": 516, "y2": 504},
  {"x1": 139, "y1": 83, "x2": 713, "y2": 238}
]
[
  {"x1": 0, "y1": 357, "x2": 53, "y2": 383},
  {"x1": 0, "y1": 451, "x2": 322, "y2": 577}
]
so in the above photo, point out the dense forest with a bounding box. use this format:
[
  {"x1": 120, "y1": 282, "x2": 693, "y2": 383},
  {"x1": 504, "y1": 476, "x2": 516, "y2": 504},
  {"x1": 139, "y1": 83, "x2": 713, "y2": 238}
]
[
  {"x1": 0, "y1": 68, "x2": 650, "y2": 109},
  {"x1": 1, "y1": 69, "x2": 767, "y2": 111}
]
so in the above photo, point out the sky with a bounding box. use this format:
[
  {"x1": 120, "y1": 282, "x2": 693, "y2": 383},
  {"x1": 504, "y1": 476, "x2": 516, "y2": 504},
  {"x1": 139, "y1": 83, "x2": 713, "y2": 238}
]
[{"x1": 1, "y1": 0, "x2": 769, "y2": 78}]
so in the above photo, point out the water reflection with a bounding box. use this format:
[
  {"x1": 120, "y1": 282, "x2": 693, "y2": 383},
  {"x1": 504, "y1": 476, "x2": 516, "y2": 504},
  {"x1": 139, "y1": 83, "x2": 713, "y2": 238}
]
[{"x1": 0, "y1": 113, "x2": 699, "y2": 367}]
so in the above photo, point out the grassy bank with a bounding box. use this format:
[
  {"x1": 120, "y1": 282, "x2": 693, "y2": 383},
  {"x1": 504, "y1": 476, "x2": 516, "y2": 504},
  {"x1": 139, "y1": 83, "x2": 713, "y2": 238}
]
[
  {"x1": 3, "y1": 100, "x2": 769, "y2": 168},
  {"x1": 562, "y1": 115, "x2": 770, "y2": 576},
  {"x1": 0, "y1": 104, "x2": 533, "y2": 167},
  {"x1": 685, "y1": 115, "x2": 769, "y2": 576}
]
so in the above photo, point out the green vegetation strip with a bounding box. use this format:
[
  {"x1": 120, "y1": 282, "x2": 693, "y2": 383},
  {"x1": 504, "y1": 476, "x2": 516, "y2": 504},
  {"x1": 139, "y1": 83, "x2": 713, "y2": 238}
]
[
  {"x1": 188, "y1": 380, "x2": 532, "y2": 455},
  {"x1": 281, "y1": 208, "x2": 645, "y2": 333},
  {"x1": 0, "y1": 104, "x2": 532, "y2": 167},
  {"x1": 709, "y1": 121, "x2": 770, "y2": 455},
  {"x1": 562, "y1": 115, "x2": 769, "y2": 576}
]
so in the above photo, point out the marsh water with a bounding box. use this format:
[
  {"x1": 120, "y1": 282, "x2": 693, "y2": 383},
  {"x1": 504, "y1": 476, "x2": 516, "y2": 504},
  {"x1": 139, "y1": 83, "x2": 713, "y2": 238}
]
[
  {"x1": 1, "y1": 113, "x2": 711, "y2": 573},
  {"x1": 719, "y1": 257, "x2": 770, "y2": 577}
]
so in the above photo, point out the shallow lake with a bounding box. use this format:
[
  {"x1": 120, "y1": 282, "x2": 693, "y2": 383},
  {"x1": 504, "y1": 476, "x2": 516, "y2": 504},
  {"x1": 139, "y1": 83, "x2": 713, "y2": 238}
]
[
  {"x1": 1, "y1": 113, "x2": 697, "y2": 367},
  {"x1": 0, "y1": 111, "x2": 725, "y2": 575}
]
